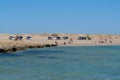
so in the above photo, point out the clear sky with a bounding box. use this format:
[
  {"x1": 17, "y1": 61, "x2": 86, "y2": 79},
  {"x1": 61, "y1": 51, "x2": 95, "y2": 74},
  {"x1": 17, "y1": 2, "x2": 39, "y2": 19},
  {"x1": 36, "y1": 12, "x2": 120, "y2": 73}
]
[{"x1": 0, "y1": 0, "x2": 120, "y2": 34}]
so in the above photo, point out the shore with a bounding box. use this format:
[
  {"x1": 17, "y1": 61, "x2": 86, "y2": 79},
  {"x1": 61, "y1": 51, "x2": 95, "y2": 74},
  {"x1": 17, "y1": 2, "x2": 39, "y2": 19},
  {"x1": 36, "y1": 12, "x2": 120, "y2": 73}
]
[{"x1": 0, "y1": 33, "x2": 120, "y2": 53}]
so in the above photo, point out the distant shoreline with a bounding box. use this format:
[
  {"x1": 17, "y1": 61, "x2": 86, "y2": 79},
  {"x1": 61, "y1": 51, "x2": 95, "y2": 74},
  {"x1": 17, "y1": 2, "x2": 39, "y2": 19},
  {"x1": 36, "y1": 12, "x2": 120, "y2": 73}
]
[{"x1": 0, "y1": 33, "x2": 120, "y2": 53}]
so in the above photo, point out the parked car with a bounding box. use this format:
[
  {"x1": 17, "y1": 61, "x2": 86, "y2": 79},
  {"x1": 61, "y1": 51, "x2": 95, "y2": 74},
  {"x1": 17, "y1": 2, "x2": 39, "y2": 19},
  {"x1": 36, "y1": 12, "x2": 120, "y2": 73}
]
[
  {"x1": 18, "y1": 36, "x2": 23, "y2": 40},
  {"x1": 56, "y1": 37, "x2": 61, "y2": 40},
  {"x1": 63, "y1": 37, "x2": 68, "y2": 40},
  {"x1": 48, "y1": 37, "x2": 53, "y2": 40},
  {"x1": 26, "y1": 36, "x2": 32, "y2": 40},
  {"x1": 78, "y1": 37, "x2": 87, "y2": 40},
  {"x1": 9, "y1": 36, "x2": 15, "y2": 40}
]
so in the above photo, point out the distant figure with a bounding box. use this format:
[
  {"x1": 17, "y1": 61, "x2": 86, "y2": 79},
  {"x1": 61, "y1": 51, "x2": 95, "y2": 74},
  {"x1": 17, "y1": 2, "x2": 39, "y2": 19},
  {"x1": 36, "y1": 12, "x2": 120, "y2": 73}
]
[
  {"x1": 105, "y1": 39, "x2": 107, "y2": 43},
  {"x1": 63, "y1": 42, "x2": 66, "y2": 45},
  {"x1": 109, "y1": 40, "x2": 112, "y2": 43},
  {"x1": 105, "y1": 39, "x2": 107, "y2": 41},
  {"x1": 69, "y1": 38, "x2": 73, "y2": 43},
  {"x1": 15, "y1": 36, "x2": 18, "y2": 41},
  {"x1": 55, "y1": 41, "x2": 58, "y2": 46},
  {"x1": 71, "y1": 38, "x2": 73, "y2": 42}
]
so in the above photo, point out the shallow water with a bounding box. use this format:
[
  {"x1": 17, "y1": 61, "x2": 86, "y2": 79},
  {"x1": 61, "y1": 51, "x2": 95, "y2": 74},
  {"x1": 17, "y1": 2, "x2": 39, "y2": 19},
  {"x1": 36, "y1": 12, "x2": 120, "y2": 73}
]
[{"x1": 0, "y1": 46, "x2": 120, "y2": 80}]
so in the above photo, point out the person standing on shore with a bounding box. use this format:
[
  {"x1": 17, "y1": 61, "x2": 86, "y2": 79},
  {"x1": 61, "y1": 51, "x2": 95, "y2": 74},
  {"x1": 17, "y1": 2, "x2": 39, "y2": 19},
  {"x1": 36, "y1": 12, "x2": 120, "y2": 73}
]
[
  {"x1": 15, "y1": 35, "x2": 18, "y2": 41},
  {"x1": 55, "y1": 41, "x2": 58, "y2": 46},
  {"x1": 69, "y1": 38, "x2": 73, "y2": 44}
]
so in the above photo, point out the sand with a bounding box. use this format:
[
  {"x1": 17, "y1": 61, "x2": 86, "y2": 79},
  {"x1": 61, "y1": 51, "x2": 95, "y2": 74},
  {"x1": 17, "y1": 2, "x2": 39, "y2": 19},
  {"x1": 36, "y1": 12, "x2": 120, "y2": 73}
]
[{"x1": 0, "y1": 33, "x2": 120, "y2": 53}]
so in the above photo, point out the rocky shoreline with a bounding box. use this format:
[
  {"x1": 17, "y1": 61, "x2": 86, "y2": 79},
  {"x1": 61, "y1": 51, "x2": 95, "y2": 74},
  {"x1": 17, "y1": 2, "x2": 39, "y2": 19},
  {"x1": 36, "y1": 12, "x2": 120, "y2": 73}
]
[
  {"x1": 0, "y1": 41, "x2": 57, "y2": 53},
  {"x1": 0, "y1": 44, "x2": 57, "y2": 53}
]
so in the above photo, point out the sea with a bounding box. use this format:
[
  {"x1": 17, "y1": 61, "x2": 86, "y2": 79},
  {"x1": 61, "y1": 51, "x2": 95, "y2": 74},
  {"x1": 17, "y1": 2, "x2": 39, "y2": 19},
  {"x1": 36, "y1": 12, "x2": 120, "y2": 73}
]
[{"x1": 0, "y1": 46, "x2": 120, "y2": 80}]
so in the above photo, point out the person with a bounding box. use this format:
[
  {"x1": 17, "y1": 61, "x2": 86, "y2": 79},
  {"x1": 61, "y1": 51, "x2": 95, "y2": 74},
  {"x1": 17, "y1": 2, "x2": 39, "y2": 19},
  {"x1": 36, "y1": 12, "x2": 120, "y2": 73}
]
[
  {"x1": 15, "y1": 36, "x2": 18, "y2": 41},
  {"x1": 69, "y1": 38, "x2": 73, "y2": 43},
  {"x1": 63, "y1": 42, "x2": 66, "y2": 45},
  {"x1": 55, "y1": 41, "x2": 58, "y2": 46},
  {"x1": 71, "y1": 38, "x2": 73, "y2": 42}
]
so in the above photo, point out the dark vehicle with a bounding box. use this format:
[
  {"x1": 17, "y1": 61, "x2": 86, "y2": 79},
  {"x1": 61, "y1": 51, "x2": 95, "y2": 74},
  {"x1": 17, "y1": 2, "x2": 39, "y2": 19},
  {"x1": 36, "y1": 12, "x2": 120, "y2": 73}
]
[
  {"x1": 18, "y1": 36, "x2": 23, "y2": 40},
  {"x1": 63, "y1": 37, "x2": 68, "y2": 40},
  {"x1": 26, "y1": 36, "x2": 32, "y2": 40},
  {"x1": 56, "y1": 37, "x2": 61, "y2": 40},
  {"x1": 78, "y1": 37, "x2": 87, "y2": 40},
  {"x1": 48, "y1": 37, "x2": 53, "y2": 40},
  {"x1": 9, "y1": 36, "x2": 15, "y2": 40}
]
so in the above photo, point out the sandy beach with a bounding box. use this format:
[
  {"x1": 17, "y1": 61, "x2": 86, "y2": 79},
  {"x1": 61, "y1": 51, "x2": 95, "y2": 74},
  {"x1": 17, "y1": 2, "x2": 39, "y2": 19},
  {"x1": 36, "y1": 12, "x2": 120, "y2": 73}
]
[{"x1": 0, "y1": 33, "x2": 120, "y2": 53}]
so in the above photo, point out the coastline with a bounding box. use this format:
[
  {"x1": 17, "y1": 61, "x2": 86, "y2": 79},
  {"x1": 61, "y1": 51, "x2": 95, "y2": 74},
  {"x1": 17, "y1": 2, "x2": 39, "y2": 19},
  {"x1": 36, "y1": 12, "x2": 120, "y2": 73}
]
[{"x1": 0, "y1": 33, "x2": 120, "y2": 53}]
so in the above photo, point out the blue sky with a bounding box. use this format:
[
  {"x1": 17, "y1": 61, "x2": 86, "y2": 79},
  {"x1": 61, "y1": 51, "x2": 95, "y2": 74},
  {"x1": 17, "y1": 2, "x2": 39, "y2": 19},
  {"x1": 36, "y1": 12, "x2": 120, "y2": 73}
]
[{"x1": 0, "y1": 0, "x2": 120, "y2": 34}]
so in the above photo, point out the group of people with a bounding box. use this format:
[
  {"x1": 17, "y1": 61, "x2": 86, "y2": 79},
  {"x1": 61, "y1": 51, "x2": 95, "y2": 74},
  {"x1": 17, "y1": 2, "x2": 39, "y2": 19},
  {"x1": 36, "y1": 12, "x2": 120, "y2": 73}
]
[
  {"x1": 55, "y1": 38, "x2": 73, "y2": 46},
  {"x1": 98, "y1": 39, "x2": 112, "y2": 43}
]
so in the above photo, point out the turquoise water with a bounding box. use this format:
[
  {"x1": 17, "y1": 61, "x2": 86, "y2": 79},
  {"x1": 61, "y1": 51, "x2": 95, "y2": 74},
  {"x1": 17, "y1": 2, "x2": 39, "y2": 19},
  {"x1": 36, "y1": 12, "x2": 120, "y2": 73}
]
[{"x1": 0, "y1": 46, "x2": 120, "y2": 80}]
